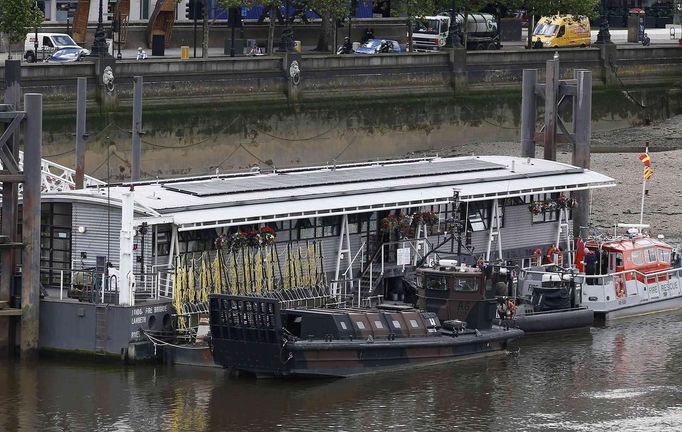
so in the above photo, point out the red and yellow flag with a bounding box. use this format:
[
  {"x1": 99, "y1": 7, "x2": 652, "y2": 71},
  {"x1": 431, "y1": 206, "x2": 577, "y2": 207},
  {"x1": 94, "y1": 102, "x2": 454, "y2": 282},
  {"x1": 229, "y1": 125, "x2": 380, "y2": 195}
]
[
  {"x1": 639, "y1": 152, "x2": 653, "y2": 179},
  {"x1": 639, "y1": 153, "x2": 650, "y2": 167}
]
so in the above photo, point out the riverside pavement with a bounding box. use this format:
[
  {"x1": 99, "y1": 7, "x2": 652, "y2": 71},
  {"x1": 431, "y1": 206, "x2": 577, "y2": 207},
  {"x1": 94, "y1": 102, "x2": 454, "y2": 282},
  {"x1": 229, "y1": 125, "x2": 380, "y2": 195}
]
[{"x1": 1, "y1": 28, "x2": 681, "y2": 64}]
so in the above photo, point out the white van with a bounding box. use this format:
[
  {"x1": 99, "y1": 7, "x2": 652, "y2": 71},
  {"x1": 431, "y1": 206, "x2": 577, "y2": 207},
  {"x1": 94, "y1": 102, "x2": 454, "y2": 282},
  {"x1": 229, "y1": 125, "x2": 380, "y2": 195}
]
[{"x1": 24, "y1": 33, "x2": 90, "y2": 62}]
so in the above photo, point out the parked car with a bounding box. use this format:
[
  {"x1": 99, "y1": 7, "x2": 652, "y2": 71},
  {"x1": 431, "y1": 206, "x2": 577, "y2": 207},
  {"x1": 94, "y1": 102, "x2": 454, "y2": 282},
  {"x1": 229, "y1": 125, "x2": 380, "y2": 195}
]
[
  {"x1": 44, "y1": 48, "x2": 85, "y2": 63},
  {"x1": 515, "y1": 10, "x2": 529, "y2": 28},
  {"x1": 354, "y1": 39, "x2": 402, "y2": 54}
]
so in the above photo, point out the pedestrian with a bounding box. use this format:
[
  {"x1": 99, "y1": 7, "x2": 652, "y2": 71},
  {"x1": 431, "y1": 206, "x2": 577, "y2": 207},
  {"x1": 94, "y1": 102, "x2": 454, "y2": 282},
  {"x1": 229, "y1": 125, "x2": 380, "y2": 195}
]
[
  {"x1": 136, "y1": 47, "x2": 148, "y2": 60},
  {"x1": 584, "y1": 248, "x2": 597, "y2": 285}
]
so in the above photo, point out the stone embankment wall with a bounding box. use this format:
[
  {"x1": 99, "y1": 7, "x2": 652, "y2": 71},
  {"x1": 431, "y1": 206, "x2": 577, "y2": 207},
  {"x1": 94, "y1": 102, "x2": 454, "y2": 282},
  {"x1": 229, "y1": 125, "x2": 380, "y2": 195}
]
[{"x1": 1, "y1": 46, "x2": 681, "y2": 109}]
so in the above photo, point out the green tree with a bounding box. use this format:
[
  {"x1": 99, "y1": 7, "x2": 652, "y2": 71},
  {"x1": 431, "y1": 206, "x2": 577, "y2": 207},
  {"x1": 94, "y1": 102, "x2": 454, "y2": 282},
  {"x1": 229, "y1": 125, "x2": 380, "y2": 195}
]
[
  {"x1": 392, "y1": 0, "x2": 439, "y2": 52},
  {"x1": 0, "y1": 0, "x2": 44, "y2": 59},
  {"x1": 217, "y1": 0, "x2": 281, "y2": 55},
  {"x1": 258, "y1": 0, "x2": 282, "y2": 55},
  {"x1": 306, "y1": 0, "x2": 352, "y2": 52}
]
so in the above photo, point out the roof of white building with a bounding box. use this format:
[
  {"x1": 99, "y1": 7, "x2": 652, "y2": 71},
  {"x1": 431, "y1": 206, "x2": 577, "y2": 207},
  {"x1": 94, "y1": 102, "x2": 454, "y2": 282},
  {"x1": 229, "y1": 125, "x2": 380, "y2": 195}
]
[{"x1": 46, "y1": 156, "x2": 615, "y2": 231}]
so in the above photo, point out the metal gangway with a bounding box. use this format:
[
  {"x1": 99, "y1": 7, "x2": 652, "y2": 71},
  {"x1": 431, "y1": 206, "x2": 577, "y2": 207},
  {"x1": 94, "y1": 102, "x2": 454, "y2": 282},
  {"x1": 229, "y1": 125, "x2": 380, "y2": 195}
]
[{"x1": 0, "y1": 150, "x2": 106, "y2": 197}]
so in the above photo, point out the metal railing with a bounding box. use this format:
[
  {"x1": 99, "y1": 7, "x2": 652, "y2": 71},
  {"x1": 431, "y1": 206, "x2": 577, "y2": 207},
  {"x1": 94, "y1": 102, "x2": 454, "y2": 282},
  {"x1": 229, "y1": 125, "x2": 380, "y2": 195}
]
[{"x1": 331, "y1": 237, "x2": 432, "y2": 307}]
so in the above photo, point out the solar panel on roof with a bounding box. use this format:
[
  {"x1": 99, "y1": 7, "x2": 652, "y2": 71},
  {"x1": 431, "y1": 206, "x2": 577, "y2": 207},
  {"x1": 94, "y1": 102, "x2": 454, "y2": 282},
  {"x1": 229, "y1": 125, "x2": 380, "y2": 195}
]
[{"x1": 164, "y1": 158, "x2": 505, "y2": 197}]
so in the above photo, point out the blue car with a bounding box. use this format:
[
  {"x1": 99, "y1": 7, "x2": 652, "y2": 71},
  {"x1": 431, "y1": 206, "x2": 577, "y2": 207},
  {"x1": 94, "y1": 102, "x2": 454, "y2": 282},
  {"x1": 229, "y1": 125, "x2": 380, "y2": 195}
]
[
  {"x1": 355, "y1": 39, "x2": 402, "y2": 54},
  {"x1": 44, "y1": 47, "x2": 84, "y2": 63}
]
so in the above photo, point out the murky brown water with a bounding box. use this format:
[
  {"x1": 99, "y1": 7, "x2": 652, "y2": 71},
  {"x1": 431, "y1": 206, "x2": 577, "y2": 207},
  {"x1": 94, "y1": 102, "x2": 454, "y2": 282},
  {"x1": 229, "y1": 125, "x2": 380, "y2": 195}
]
[{"x1": 2, "y1": 310, "x2": 682, "y2": 431}]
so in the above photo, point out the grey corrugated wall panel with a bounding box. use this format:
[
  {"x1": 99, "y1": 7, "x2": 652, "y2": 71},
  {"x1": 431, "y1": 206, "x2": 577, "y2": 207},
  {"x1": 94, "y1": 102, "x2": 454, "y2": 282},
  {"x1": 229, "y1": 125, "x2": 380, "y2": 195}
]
[
  {"x1": 425, "y1": 205, "x2": 573, "y2": 263},
  {"x1": 72, "y1": 202, "x2": 154, "y2": 271},
  {"x1": 72, "y1": 202, "x2": 122, "y2": 267}
]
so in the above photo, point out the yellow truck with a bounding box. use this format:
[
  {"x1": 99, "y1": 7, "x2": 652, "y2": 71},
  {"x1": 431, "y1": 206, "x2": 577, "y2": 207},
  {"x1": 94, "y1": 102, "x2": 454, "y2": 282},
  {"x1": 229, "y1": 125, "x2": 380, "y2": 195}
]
[{"x1": 530, "y1": 15, "x2": 591, "y2": 49}]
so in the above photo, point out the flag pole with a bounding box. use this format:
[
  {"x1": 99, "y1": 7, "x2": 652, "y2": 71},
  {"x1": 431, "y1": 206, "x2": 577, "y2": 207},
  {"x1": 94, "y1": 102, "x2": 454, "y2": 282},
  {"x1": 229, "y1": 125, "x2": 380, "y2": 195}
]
[
  {"x1": 638, "y1": 143, "x2": 650, "y2": 230},
  {"x1": 639, "y1": 176, "x2": 646, "y2": 228}
]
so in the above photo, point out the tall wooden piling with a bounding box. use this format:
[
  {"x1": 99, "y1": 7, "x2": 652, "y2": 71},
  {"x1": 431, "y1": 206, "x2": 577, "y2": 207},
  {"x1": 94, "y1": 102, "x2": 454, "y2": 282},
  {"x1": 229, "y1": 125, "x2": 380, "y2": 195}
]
[
  {"x1": 521, "y1": 69, "x2": 537, "y2": 158},
  {"x1": 75, "y1": 78, "x2": 87, "y2": 189},
  {"x1": 573, "y1": 70, "x2": 593, "y2": 237},
  {"x1": 21, "y1": 94, "x2": 43, "y2": 360},
  {"x1": 543, "y1": 57, "x2": 559, "y2": 161},
  {"x1": 0, "y1": 60, "x2": 21, "y2": 356},
  {"x1": 131, "y1": 76, "x2": 143, "y2": 182}
]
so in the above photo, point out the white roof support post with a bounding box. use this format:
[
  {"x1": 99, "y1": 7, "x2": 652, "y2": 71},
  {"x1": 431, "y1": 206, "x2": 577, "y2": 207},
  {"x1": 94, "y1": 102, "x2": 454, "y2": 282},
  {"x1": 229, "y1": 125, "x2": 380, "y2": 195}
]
[
  {"x1": 165, "y1": 224, "x2": 179, "y2": 296},
  {"x1": 412, "y1": 222, "x2": 428, "y2": 266},
  {"x1": 333, "y1": 214, "x2": 353, "y2": 298},
  {"x1": 557, "y1": 207, "x2": 572, "y2": 265},
  {"x1": 486, "y1": 199, "x2": 503, "y2": 262},
  {"x1": 119, "y1": 189, "x2": 135, "y2": 306}
]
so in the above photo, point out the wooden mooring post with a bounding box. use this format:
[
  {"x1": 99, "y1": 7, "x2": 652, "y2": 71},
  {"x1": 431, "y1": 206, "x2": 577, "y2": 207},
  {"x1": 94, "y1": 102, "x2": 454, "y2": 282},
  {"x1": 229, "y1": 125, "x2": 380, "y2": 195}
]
[
  {"x1": 520, "y1": 55, "x2": 593, "y2": 240},
  {"x1": 0, "y1": 61, "x2": 43, "y2": 358}
]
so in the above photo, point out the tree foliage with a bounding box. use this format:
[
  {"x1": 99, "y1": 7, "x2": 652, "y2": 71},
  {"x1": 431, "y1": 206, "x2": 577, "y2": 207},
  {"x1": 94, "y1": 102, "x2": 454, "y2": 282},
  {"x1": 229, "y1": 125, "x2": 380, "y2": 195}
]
[
  {"x1": 0, "y1": 0, "x2": 44, "y2": 58},
  {"x1": 391, "y1": 0, "x2": 439, "y2": 51},
  {"x1": 523, "y1": 0, "x2": 599, "y2": 19},
  {"x1": 306, "y1": 0, "x2": 353, "y2": 51}
]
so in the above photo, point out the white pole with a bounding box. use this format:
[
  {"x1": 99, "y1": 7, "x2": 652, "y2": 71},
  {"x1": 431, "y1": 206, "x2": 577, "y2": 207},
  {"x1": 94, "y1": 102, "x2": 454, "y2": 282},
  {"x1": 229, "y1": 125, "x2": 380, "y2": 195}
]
[
  {"x1": 639, "y1": 145, "x2": 649, "y2": 229},
  {"x1": 639, "y1": 177, "x2": 646, "y2": 228},
  {"x1": 59, "y1": 270, "x2": 64, "y2": 300},
  {"x1": 119, "y1": 189, "x2": 135, "y2": 305}
]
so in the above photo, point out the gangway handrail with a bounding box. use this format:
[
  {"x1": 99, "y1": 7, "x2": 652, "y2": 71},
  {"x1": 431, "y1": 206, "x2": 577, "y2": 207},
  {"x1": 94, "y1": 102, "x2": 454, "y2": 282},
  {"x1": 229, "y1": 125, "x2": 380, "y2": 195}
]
[{"x1": 1, "y1": 150, "x2": 106, "y2": 197}]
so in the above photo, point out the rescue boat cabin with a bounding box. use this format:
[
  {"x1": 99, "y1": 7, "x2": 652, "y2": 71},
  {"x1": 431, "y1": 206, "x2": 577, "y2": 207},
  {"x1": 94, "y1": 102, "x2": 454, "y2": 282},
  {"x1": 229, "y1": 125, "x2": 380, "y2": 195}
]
[{"x1": 582, "y1": 234, "x2": 673, "y2": 279}]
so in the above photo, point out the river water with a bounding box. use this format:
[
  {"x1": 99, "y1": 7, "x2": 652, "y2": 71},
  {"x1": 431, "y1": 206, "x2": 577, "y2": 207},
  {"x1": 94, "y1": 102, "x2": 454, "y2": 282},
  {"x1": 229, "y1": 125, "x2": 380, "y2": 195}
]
[{"x1": 2, "y1": 310, "x2": 682, "y2": 431}]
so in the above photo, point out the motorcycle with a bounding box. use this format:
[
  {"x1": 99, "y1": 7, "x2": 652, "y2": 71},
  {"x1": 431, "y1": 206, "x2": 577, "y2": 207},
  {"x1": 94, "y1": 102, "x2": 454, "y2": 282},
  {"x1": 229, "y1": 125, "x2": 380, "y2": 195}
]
[{"x1": 337, "y1": 37, "x2": 353, "y2": 54}]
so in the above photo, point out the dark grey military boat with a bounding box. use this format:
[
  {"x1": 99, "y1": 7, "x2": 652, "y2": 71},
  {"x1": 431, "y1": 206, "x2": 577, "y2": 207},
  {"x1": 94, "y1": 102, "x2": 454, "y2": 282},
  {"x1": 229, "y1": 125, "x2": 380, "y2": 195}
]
[
  {"x1": 499, "y1": 266, "x2": 594, "y2": 333},
  {"x1": 209, "y1": 273, "x2": 523, "y2": 378}
]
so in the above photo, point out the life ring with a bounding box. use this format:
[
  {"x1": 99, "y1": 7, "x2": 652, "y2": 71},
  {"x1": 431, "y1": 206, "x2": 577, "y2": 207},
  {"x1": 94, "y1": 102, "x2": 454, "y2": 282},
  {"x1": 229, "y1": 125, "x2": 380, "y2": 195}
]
[
  {"x1": 545, "y1": 247, "x2": 556, "y2": 264},
  {"x1": 531, "y1": 248, "x2": 542, "y2": 266},
  {"x1": 555, "y1": 248, "x2": 564, "y2": 266}
]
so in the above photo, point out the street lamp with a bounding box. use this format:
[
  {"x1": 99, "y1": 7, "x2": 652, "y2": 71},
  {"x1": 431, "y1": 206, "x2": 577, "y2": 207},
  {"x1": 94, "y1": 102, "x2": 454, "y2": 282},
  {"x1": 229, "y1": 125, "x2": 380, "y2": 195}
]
[
  {"x1": 91, "y1": 0, "x2": 109, "y2": 56},
  {"x1": 595, "y1": 0, "x2": 612, "y2": 44},
  {"x1": 115, "y1": 10, "x2": 122, "y2": 60},
  {"x1": 33, "y1": 1, "x2": 39, "y2": 62},
  {"x1": 445, "y1": 0, "x2": 461, "y2": 48}
]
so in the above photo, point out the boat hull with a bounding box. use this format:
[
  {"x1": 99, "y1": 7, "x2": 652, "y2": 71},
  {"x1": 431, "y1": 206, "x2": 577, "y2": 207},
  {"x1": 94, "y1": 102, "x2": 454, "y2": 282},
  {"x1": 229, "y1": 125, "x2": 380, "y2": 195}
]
[
  {"x1": 211, "y1": 327, "x2": 523, "y2": 378},
  {"x1": 594, "y1": 294, "x2": 682, "y2": 321},
  {"x1": 496, "y1": 308, "x2": 594, "y2": 333}
]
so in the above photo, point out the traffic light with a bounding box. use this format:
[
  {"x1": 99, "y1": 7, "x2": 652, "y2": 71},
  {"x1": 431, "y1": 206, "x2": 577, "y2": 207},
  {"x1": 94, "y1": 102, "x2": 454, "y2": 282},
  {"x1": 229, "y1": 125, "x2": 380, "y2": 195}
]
[{"x1": 186, "y1": 0, "x2": 203, "y2": 20}]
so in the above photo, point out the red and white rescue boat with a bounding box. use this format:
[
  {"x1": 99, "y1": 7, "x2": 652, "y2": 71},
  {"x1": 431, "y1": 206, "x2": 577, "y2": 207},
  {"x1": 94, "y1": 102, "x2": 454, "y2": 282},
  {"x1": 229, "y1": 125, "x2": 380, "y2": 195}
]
[{"x1": 521, "y1": 226, "x2": 682, "y2": 321}]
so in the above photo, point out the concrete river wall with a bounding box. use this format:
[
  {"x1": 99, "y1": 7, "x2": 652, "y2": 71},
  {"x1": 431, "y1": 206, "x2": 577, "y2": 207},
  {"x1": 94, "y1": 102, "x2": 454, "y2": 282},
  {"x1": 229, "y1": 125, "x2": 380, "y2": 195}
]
[{"x1": 1, "y1": 46, "x2": 681, "y2": 109}]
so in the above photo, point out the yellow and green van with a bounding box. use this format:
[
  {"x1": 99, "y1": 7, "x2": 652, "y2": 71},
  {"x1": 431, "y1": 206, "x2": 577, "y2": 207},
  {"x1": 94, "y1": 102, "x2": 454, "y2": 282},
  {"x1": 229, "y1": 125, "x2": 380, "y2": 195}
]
[{"x1": 530, "y1": 15, "x2": 591, "y2": 48}]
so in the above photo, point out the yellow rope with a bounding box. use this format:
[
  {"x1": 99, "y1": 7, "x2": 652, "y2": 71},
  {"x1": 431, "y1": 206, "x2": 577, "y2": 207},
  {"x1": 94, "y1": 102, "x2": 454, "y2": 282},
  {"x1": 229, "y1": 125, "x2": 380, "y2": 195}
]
[
  {"x1": 228, "y1": 252, "x2": 238, "y2": 295},
  {"x1": 213, "y1": 250, "x2": 225, "y2": 294},
  {"x1": 188, "y1": 255, "x2": 196, "y2": 303},
  {"x1": 254, "y1": 248, "x2": 263, "y2": 294},
  {"x1": 199, "y1": 253, "x2": 209, "y2": 302}
]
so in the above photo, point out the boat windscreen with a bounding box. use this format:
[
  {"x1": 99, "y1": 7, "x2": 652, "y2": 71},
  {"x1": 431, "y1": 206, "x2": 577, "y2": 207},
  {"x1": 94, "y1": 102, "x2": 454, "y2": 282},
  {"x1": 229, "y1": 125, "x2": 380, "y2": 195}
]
[{"x1": 453, "y1": 276, "x2": 479, "y2": 292}]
